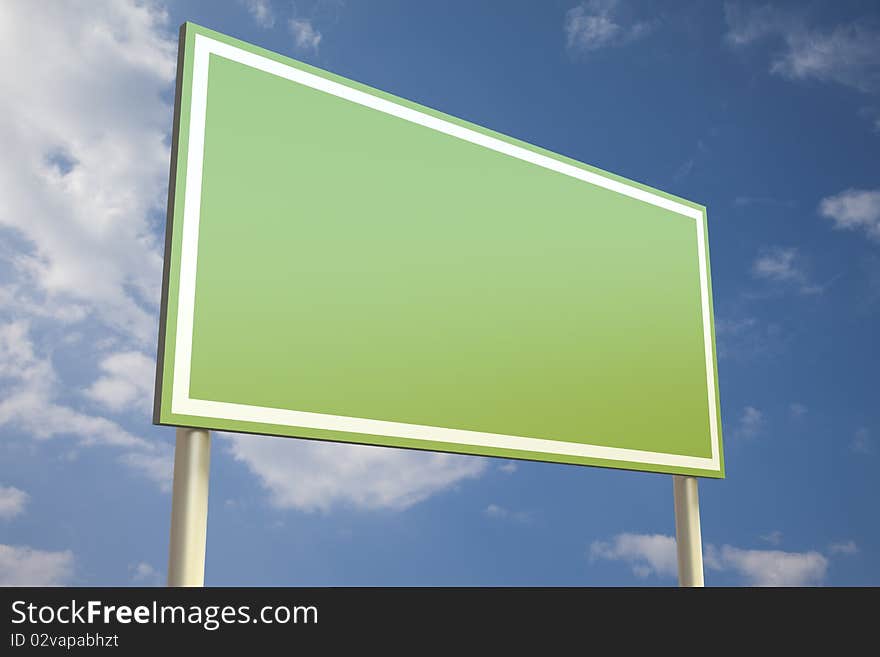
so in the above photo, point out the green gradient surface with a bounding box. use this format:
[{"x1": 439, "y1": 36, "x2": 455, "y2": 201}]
[{"x1": 155, "y1": 23, "x2": 724, "y2": 477}]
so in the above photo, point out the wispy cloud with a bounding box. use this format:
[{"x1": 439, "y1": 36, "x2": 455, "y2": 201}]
[
  {"x1": 0, "y1": 544, "x2": 74, "y2": 586},
  {"x1": 0, "y1": 321, "x2": 172, "y2": 490},
  {"x1": 736, "y1": 405, "x2": 763, "y2": 439},
  {"x1": 119, "y1": 451, "x2": 173, "y2": 493},
  {"x1": 130, "y1": 561, "x2": 163, "y2": 585},
  {"x1": 589, "y1": 533, "x2": 678, "y2": 579},
  {"x1": 819, "y1": 188, "x2": 880, "y2": 242},
  {"x1": 485, "y1": 503, "x2": 531, "y2": 523},
  {"x1": 241, "y1": 0, "x2": 275, "y2": 28},
  {"x1": 0, "y1": 0, "x2": 173, "y2": 346},
  {"x1": 759, "y1": 530, "x2": 783, "y2": 546},
  {"x1": 673, "y1": 157, "x2": 695, "y2": 182},
  {"x1": 828, "y1": 540, "x2": 859, "y2": 556},
  {"x1": 289, "y1": 18, "x2": 322, "y2": 52},
  {"x1": 673, "y1": 139, "x2": 709, "y2": 182},
  {"x1": 724, "y1": 3, "x2": 880, "y2": 94},
  {"x1": 752, "y1": 247, "x2": 803, "y2": 283},
  {"x1": 714, "y1": 315, "x2": 787, "y2": 361},
  {"x1": 851, "y1": 427, "x2": 874, "y2": 455},
  {"x1": 789, "y1": 403, "x2": 807, "y2": 419},
  {"x1": 857, "y1": 107, "x2": 880, "y2": 135},
  {"x1": 227, "y1": 434, "x2": 486, "y2": 512},
  {"x1": 0, "y1": 485, "x2": 28, "y2": 520},
  {"x1": 564, "y1": 0, "x2": 653, "y2": 53},
  {"x1": 734, "y1": 196, "x2": 796, "y2": 209},
  {"x1": 706, "y1": 544, "x2": 828, "y2": 587},
  {"x1": 591, "y1": 532, "x2": 829, "y2": 585},
  {"x1": 714, "y1": 316, "x2": 759, "y2": 340},
  {"x1": 84, "y1": 351, "x2": 155, "y2": 414},
  {"x1": 752, "y1": 247, "x2": 823, "y2": 295}
]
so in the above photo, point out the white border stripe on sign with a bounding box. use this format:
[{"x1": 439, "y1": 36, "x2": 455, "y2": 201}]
[{"x1": 172, "y1": 34, "x2": 721, "y2": 472}]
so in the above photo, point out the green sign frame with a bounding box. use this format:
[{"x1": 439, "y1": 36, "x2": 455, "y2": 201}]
[{"x1": 154, "y1": 23, "x2": 724, "y2": 478}]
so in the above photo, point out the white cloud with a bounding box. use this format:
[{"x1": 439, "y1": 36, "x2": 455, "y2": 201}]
[
  {"x1": 819, "y1": 189, "x2": 880, "y2": 242},
  {"x1": 498, "y1": 461, "x2": 518, "y2": 474},
  {"x1": 724, "y1": 4, "x2": 880, "y2": 93},
  {"x1": 710, "y1": 544, "x2": 827, "y2": 586},
  {"x1": 289, "y1": 18, "x2": 322, "y2": 52},
  {"x1": 0, "y1": 322, "x2": 143, "y2": 449},
  {"x1": 0, "y1": 1, "x2": 177, "y2": 493},
  {"x1": 565, "y1": 0, "x2": 652, "y2": 53},
  {"x1": 485, "y1": 503, "x2": 505, "y2": 517},
  {"x1": 119, "y1": 449, "x2": 173, "y2": 492},
  {"x1": 0, "y1": 284, "x2": 88, "y2": 324},
  {"x1": 241, "y1": 0, "x2": 275, "y2": 28},
  {"x1": 0, "y1": 485, "x2": 28, "y2": 520},
  {"x1": 751, "y1": 247, "x2": 821, "y2": 294},
  {"x1": 131, "y1": 561, "x2": 163, "y2": 585},
  {"x1": 752, "y1": 247, "x2": 803, "y2": 283},
  {"x1": 227, "y1": 434, "x2": 486, "y2": 512},
  {"x1": 484, "y1": 503, "x2": 530, "y2": 523},
  {"x1": 737, "y1": 405, "x2": 763, "y2": 439},
  {"x1": 828, "y1": 540, "x2": 859, "y2": 556},
  {"x1": 589, "y1": 533, "x2": 678, "y2": 579},
  {"x1": 0, "y1": 321, "x2": 171, "y2": 489},
  {"x1": 0, "y1": 544, "x2": 74, "y2": 586},
  {"x1": 723, "y1": 3, "x2": 776, "y2": 47},
  {"x1": 0, "y1": 0, "x2": 175, "y2": 346},
  {"x1": 85, "y1": 351, "x2": 155, "y2": 414},
  {"x1": 591, "y1": 532, "x2": 830, "y2": 586}
]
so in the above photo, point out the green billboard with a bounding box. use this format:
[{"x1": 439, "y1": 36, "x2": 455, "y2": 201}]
[{"x1": 154, "y1": 23, "x2": 724, "y2": 478}]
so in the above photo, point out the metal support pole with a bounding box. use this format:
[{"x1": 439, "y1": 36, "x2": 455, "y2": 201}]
[
  {"x1": 167, "y1": 427, "x2": 211, "y2": 587},
  {"x1": 673, "y1": 475, "x2": 704, "y2": 587}
]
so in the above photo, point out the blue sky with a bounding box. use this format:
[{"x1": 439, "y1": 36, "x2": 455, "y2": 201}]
[{"x1": 0, "y1": 0, "x2": 878, "y2": 586}]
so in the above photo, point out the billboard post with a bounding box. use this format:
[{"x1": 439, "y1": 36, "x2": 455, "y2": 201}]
[
  {"x1": 167, "y1": 427, "x2": 211, "y2": 587},
  {"x1": 673, "y1": 475, "x2": 704, "y2": 587}
]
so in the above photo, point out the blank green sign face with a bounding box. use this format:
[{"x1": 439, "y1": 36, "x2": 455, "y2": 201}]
[{"x1": 155, "y1": 23, "x2": 724, "y2": 478}]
